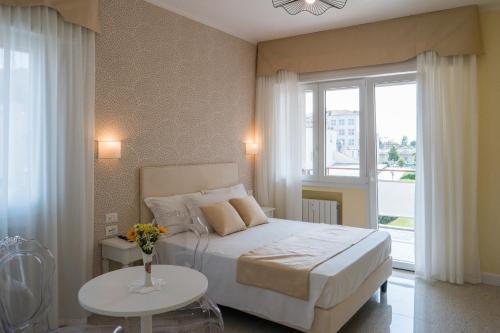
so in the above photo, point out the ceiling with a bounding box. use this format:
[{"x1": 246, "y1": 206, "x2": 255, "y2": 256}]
[{"x1": 145, "y1": 0, "x2": 498, "y2": 43}]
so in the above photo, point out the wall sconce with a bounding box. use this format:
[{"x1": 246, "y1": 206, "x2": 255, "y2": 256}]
[
  {"x1": 98, "y1": 140, "x2": 121, "y2": 159},
  {"x1": 245, "y1": 142, "x2": 258, "y2": 155}
]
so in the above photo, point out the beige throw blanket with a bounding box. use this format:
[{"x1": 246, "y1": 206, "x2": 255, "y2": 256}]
[{"x1": 237, "y1": 225, "x2": 375, "y2": 300}]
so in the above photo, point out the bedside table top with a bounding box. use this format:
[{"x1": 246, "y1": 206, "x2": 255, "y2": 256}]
[{"x1": 100, "y1": 237, "x2": 137, "y2": 250}]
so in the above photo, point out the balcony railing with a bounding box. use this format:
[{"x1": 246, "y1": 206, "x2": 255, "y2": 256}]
[{"x1": 309, "y1": 166, "x2": 416, "y2": 230}]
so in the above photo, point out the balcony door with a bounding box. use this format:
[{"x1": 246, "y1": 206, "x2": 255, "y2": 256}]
[{"x1": 369, "y1": 75, "x2": 417, "y2": 271}]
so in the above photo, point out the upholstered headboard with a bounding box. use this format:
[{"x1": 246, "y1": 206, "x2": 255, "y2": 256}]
[{"x1": 140, "y1": 163, "x2": 239, "y2": 223}]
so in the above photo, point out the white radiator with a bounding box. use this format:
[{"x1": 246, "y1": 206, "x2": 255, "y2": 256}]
[{"x1": 302, "y1": 199, "x2": 339, "y2": 225}]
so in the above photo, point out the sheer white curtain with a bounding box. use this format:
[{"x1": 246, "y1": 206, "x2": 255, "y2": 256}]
[
  {"x1": 0, "y1": 5, "x2": 95, "y2": 325},
  {"x1": 255, "y1": 71, "x2": 302, "y2": 220},
  {"x1": 415, "y1": 51, "x2": 481, "y2": 284}
]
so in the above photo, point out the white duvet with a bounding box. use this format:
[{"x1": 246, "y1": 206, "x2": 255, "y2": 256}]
[{"x1": 156, "y1": 219, "x2": 391, "y2": 331}]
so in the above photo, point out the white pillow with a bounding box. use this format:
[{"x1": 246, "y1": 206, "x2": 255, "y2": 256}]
[
  {"x1": 202, "y1": 184, "x2": 248, "y2": 198},
  {"x1": 144, "y1": 192, "x2": 202, "y2": 232},
  {"x1": 185, "y1": 190, "x2": 248, "y2": 232}
]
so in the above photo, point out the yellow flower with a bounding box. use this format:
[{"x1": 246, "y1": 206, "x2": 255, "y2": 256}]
[
  {"x1": 126, "y1": 228, "x2": 136, "y2": 242},
  {"x1": 159, "y1": 225, "x2": 168, "y2": 234}
]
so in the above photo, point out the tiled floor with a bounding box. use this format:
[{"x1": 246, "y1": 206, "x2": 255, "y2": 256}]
[{"x1": 90, "y1": 270, "x2": 500, "y2": 333}]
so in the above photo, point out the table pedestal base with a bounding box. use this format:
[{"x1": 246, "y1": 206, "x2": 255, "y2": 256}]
[{"x1": 140, "y1": 315, "x2": 152, "y2": 333}]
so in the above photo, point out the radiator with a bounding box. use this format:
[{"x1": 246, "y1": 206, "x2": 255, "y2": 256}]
[{"x1": 302, "y1": 199, "x2": 339, "y2": 225}]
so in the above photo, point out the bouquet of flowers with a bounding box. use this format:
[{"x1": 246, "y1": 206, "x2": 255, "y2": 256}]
[
  {"x1": 127, "y1": 223, "x2": 168, "y2": 254},
  {"x1": 126, "y1": 223, "x2": 168, "y2": 288}
]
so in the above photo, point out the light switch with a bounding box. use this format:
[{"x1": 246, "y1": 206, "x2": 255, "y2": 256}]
[{"x1": 105, "y1": 225, "x2": 118, "y2": 237}]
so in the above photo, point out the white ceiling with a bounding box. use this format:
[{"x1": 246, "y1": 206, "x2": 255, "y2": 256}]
[{"x1": 145, "y1": 0, "x2": 498, "y2": 43}]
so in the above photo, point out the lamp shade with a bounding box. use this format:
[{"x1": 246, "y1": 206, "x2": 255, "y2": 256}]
[
  {"x1": 98, "y1": 141, "x2": 121, "y2": 159},
  {"x1": 246, "y1": 143, "x2": 258, "y2": 155}
]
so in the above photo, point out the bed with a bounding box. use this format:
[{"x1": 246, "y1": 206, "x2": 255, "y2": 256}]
[{"x1": 140, "y1": 162, "x2": 392, "y2": 332}]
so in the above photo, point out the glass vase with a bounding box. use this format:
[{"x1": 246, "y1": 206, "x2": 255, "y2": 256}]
[{"x1": 142, "y1": 252, "x2": 153, "y2": 287}]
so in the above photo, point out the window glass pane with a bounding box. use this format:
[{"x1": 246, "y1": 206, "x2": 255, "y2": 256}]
[
  {"x1": 325, "y1": 87, "x2": 360, "y2": 177},
  {"x1": 376, "y1": 82, "x2": 417, "y2": 265},
  {"x1": 376, "y1": 82, "x2": 417, "y2": 224},
  {"x1": 303, "y1": 90, "x2": 314, "y2": 176}
]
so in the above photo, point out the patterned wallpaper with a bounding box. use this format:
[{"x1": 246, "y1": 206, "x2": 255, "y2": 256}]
[{"x1": 94, "y1": 0, "x2": 256, "y2": 275}]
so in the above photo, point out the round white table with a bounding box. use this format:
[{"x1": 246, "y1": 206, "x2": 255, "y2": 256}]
[{"x1": 78, "y1": 265, "x2": 208, "y2": 333}]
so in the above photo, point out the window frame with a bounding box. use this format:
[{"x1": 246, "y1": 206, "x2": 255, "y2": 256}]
[
  {"x1": 317, "y1": 79, "x2": 368, "y2": 185},
  {"x1": 366, "y1": 73, "x2": 417, "y2": 228},
  {"x1": 300, "y1": 83, "x2": 319, "y2": 181}
]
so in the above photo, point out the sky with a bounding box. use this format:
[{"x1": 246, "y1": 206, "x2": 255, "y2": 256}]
[
  {"x1": 375, "y1": 83, "x2": 417, "y2": 142},
  {"x1": 324, "y1": 83, "x2": 417, "y2": 142}
]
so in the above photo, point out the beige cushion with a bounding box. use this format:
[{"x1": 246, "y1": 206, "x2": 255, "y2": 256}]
[
  {"x1": 229, "y1": 196, "x2": 268, "y2": 227},
  {"x1": 200, "y1": 201, "x2": 247, "y2": 236},
  {"x1": 185, "y1": 192, "x2": 247, "y2": 233}
]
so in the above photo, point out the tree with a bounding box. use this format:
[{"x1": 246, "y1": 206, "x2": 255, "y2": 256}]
[
  {"x1": 401, "y1": 135, "x2": 409, "y2": 146},
  {"x1": 400, "y1": 172, "x2": 416, "y2": 181},
  {"x1": 388, "y1": 146, "x2": 399, "y2": 162},
  {"x1": 398, "y1": 158, "x2": 405, "y2": 167},
  {"x1": 410, "y1": 140, "x2": 416, "y2": 148}
]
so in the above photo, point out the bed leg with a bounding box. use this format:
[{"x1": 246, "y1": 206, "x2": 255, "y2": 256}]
[{"x1": 381, "y1": 281, "x2": 388, "y2": 293}]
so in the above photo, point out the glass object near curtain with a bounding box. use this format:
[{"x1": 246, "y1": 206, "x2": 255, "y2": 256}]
[
  {"x1": 0, "y1": 4, "x2": 95, "y2": 326},
  {"x1": 415, "y1": 51, "x2": 481, "y2": 284},
  {"x1": 255, "y1": 71, "x2": 302, "y2": 220}
]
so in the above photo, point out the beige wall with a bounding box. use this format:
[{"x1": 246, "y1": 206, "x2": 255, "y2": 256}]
[
  {"x1": 303, "y1": 187, "x2": 368, "y2": 228},
  {"x1": 477, "y1": 8, "x2": 500, "y2": 276},
  {"x1": 94, "y1": 0, "x2": 256, "y2": 274}
]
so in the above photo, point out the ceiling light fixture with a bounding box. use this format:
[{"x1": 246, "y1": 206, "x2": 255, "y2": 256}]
[{"x1": 273, "y1": 0, "x2": 347, "y2": 16}]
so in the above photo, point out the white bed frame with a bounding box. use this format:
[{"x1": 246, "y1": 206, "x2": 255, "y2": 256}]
[{"x1": 140, "y1": 162, "x2": 392, "y2": 332}]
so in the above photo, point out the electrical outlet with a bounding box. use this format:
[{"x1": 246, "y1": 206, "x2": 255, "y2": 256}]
[
  {"x1": 105, "y1": 213, "x2": 118, "y2": 224},
  {"x1": 105, "y1": 224, "x2": 118, "y2": 237}
]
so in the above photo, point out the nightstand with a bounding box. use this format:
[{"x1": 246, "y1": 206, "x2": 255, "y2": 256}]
[
  {"x1": 261, "y1": 207, "x2": 276, "y2": 218},
  {"x1": 100, "y1": 237, "x2": 141, "y2": 273}
]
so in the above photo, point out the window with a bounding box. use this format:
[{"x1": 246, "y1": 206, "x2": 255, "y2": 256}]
[
  {"x1": 323, "y1": 84, "x2": 362, "y2": 178},
  {"x1": 301, "y1": 70, "x2": 415, "y2": 185},
  {"x1": 301, "y1": 80, "x2": 365, "y2": 182},
  {"x1": 326, "y1": 119, "x2": 335, "y2": 130},
  {"x1": 302, "y1": 90, "x2": 314, "y2": 176}
]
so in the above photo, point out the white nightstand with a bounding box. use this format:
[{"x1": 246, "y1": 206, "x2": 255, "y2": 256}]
[
  {"x1": 261, "y1": 207, "x2": 276, "y2": 218},
  {"x1": 100, "y1": 237, "x2": 141, "y2": 273}
]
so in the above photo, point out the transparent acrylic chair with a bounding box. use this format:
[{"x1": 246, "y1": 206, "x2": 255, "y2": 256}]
[
  {"x1": 0, "y1": 236, "x2": 123, "y2": 333},
  {"x1": 152, "y1": 217, "x2": 224, "y2": 333}
]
